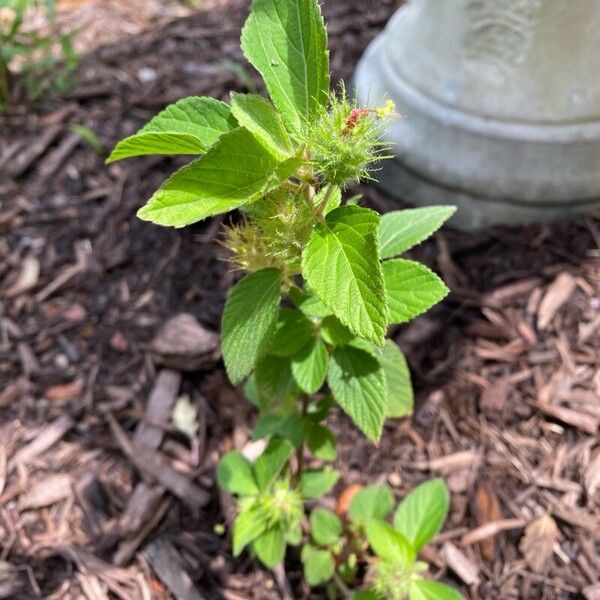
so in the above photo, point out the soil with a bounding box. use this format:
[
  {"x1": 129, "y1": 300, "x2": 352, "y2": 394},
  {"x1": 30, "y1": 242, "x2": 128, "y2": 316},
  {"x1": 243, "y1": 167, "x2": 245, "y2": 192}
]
[{"x1": 1, "y1": 0, "x2": 599, "y2": 598}]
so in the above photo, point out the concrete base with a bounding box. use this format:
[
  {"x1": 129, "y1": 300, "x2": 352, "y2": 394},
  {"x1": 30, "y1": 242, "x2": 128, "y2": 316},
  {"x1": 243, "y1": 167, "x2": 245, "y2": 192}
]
[{"x1": 354, "y1": 4, "x2": 600, "y2": 230}]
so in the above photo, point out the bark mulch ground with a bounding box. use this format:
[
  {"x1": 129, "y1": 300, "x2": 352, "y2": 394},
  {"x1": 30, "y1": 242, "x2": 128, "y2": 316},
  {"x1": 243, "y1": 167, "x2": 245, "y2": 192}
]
[{"x1": 1, "y1": 0, "x2": 599, "y2": 598}]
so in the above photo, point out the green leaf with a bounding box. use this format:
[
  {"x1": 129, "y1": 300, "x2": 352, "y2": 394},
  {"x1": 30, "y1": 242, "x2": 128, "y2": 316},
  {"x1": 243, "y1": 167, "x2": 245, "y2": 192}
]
[
  {"x1": 222, "y1": 268, "x2": 282, "y2": 385},
  {"x1": 328, "y1": 345, "x2": 387, "y2": 441},
  {"x1": 379, "y1": 206, "x2": 456, "y2": 258},
  {"x1": 380, "y1": 340, "x2": 413, "y2": 418},
  {"x1": 252, "y1": 414, "x2": 306, "y2": 448},
  {"x1": 300, "y1": 468, "x2": 339, "y2": 499},
  {"x1": 243, "y1": 375, "x2": 262, "y2": 407},
  {"x1": 320, "y1": 315, "x2": 354, "y2": 346},
  {"x1": 306, "y1": 424, "x2": 337, "y2": 461},
  {"x1": 348, "y1": 484, "x2": 394, "y2": 526},
  {"x1": 255, "y1": 355, "x2": 297, "y2": 405},
  {"x1": 107, "y1": 97, "x2": 236, "y2": 162},
  {"x1": 233, "y1": 503, "x2": 269, "y2": 555},
  {"x1": 393, "y1": 479, "x2": 450, "y2": 551},
  {"x1": 269, "y1": 308, "x2": 316, "y2": 357},
  {"x1": 216, "y1": 451, "x2": 258, "y2": 496},
  {"x1": 290, "y1": 288, "x2": 332, "y2": 318},
  {"x1": 137, "y1": 127, "x2": 301, "y2": 227},
  {"x1": 285, "y1": 519, "x2": 303, "y2": 545},
  {"x1": 301, "y1": 544, "x2": 335, "y2": 586},
  {"x1": 383, "y1": 259, "x2": 449, "y2": 325},
  {"x1": 310, "y1": 508, "x2": 342, "y2": 546},
  {"x1": 353, "y1": 592, "x2": 382, "y2": 600},
  {"x1": 365, "y1": 519, "x2": 415, "y2": 565},
  {"x1": 314, "y1": 185, "x2": 341, "y2": 215},
  {"x1": 303, "y1": 206, "x2": 387, "y2": 345},
  {"x1": 307, "y1": 395, "x2": 334, "y2": 422},
  {"x1": 230, "y1": 92, "x2": 293, "y2": 159},
  {"x1": 291, "y1": 337, "x2": 328, "y2": 394},
  {"x1": 254, "y1": 438, "x2": 294, "y2": 491},
  {"x1": 253, "y1": 526, "x2": 286, "y2": 567},
  {"x1": 409, "y1": 579, "x2": 465, "y2": 600},
  {"x1": 241, "y1": 0, "x2": 329, "y2": 135}
]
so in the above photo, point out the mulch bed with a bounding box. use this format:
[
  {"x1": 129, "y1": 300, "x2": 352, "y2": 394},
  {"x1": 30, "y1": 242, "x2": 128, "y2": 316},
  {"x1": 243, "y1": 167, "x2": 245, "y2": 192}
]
[{"x1": 1, "y1": 0, "x2": 599, "y2": 598}]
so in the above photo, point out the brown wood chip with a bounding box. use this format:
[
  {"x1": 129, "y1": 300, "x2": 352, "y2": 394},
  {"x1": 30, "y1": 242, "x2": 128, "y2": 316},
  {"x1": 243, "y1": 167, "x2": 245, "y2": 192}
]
[
  {"x1": 440, "y1": 542, "x2": 480, "y2": 586},
  {"x1": 519, "y1": 514, "x2": 559, "y2": 573},
  {"x1": 537, "y1": 272, "x2": 576, "y2": 330}
]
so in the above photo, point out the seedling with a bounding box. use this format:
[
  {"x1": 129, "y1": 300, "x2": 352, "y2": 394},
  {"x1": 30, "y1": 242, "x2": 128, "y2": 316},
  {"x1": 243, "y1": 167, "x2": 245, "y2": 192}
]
[{"x1": 109, "y1": 0, "x2": 460, "y2": 596}]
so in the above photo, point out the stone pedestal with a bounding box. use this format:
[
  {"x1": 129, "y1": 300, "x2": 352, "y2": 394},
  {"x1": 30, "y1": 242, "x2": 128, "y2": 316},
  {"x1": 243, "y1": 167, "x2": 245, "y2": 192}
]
[{"x1": 355, "y1": 0, "x2": 600, "y2": 229}]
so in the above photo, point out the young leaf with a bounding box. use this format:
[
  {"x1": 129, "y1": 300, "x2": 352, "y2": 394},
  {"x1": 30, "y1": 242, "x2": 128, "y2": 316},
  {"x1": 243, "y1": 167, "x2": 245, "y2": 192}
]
[
  {"x1": 269, "y1": 308, "x2": 316, "y2": 357},
  {"x1": 240, "y1": 0, "x2": 329, "y2": 135},
  {"x1": 107, "y1": 97, "x2": 236, "y2": 162},
  {"x1": 137, "y1": 127, "x2": 301, "y2": 227},
  {"x1": 252, "y1": 526, "x2": 286, "y2": 567},
  {"x1": 319, "y1": 315, "x2": 354, "y2": 346},
  {"x1": 301, "y1": 544, "x2": 335, "y2": 586},
  {"x1": 365, "y1": 519, "x2": 415, "y2": 565},
  {"x1": 253, "y1": 438, "x2": 294, "y2": 490},
  {"x1": 409, "y1": 579, "x2": 465, "y2": 600},
  {"x1": 348, "y1": 484, "x2": 394, "y2": 526},
  {"x1": 233, "y1": 504, "x2": 269, "y2": 555},
  {"x1": 291, "y1": 337, "x2": 328, "y2": 394},
  {"x1": 230, "y1": 92, "x2": 293, "y2": 159},
  {"x1": 255, "y1": 355, "x2": 298, "y2": 404},
  {"x1": 306, "y1": 424, "x2": 337, "y2": 461},
  {"x1": 300, "y1": 468, "x2": 339, "y2": 499},
  {"x1": 380, "y1": 340, "x2": 413, "y2": 418},
  {"x1": 217, "y1": 451, "x2": 258, "y2": 496},
  {"x1": 379, "y1": 206, "x2": 456, "y2": 259},
  {"x1": 302, "y1": 206, "x2": 387, "y2": 345},
  {"x1": 285, "y1": 520, "x2": 303, "y2": 545},
  {"x1": 310, "y1": 508, "x2": 342, "y2": 546},
  {"x1": 393, "y1": 479, "x2": 450, "y2": 551},
  {"x1": 328, "y1": 345, "x2": 387, "y2": 441},
  {"x1": 222, "y1": 268, "x2": 282, "y2": 385},
  {"x1": 383, "y1": 259, "x2": 449, "y2": 325}
]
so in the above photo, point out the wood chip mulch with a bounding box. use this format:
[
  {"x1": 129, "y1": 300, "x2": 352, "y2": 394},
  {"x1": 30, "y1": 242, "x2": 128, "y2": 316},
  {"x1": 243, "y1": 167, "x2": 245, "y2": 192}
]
[{"x1": 1, "y1": 0, "x2": 599, "y2": 598}]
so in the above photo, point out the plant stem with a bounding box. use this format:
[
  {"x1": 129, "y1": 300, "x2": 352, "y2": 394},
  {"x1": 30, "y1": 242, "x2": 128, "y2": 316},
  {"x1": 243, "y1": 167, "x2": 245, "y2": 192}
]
[
  {"x1": 0, "y1": 58, "x2": 10, "y2": 108},
  {"x1": 316, "y1": 184, "x2": 334, "y2": 219},
  {"x1": 293, "y1": 394, "x2": 309, "y2": 486},
  {"x1": 332, "y1": 573, "x2": 352, "y2": 599}
]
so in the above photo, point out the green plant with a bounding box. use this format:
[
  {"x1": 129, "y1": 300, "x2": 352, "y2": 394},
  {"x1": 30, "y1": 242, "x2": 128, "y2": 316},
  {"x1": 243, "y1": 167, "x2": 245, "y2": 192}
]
[
  {"x1": 0, "y1": 0, "x2": 78, "y2": 109},
  {"x1": 108, "y1": 0, "x2": 459, "y2": 596}
]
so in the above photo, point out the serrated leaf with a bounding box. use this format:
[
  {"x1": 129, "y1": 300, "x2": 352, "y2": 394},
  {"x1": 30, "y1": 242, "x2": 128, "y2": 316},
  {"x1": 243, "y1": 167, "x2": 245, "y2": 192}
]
[
  {"x1": 328, "y1": 345, "x2": 387, "y2": 441},
  {"x1": 300, "y1": 468, "x2": 339, "y2": 499},
  {"x1": 137, "y1": 128, "x2": 301, "y2": 227},
  {"x1": 301, "y1": 544, "x2": 335, "y2": 586},
  {"x1": 306, "y1": 424, "x2": 337, "y2": 461},
  {"x1": 291, "y1": 337, "x2": 328, "y2": 394},
  {"x1": 253, "y1": 526, "x2": 286, "y2": 567},
  {"x1": 393, "y1": 479, "x2": 450, "y2": 551},
  {"x1": 255, "y1": 355, "x2": 298, "y2": 405},
  {"x1": 348, "y1": 484, "x2": 394, "y2": 526},
  {"x1": 319, "y1": 315, "x2": 354, "y2": 346},
  {"x1": 365, "y1": 519, "x2": 415, "y2": 565},
  {"x1": 233, "y1": 503, "x2": 269, "y2": 555},
  {"x1": 241, "y1": 0, "x2": 329, "y2": 135},
  {"x1": 254, "y1": 438, "x2": 293, "y2": 491},
  {"x1": 310, "y1": 508, "x2": 342, "y2": 546},
  {"x1": 303, "y1": 206, "x2": 387, "y2": 344},
  {"x1": 107, "y1": 97, "x2": 236, "y2": 162},
  {"x1": 384, "y1": 259, "x2": 449, "y2": 325},
  {"x1": 217, "y1": 451, "x2": 258, "y2": 496},
  {"x1": 380, "y1": 340, "x2": 413, "y2": 418},
  {"x1": 222, "y1": 268, "x2": 282, "y2": 385},
  {"x1": 230, "y1": 92, "x2": 293, "y2": 159},
  {"x1": 379, "y1": 206, "x2": 456, "y2": 258},
  {"x1": 409, "y1": 579, "x2": 465, "y2": 600},
  {"x1": 269, "y1": 308, "x2": 316, "y2": 357}
]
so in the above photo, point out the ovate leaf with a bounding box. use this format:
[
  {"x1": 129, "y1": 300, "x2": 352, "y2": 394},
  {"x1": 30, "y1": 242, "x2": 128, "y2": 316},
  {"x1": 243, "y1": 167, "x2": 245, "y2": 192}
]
[
  {"x1": 107, "y1": 97, "x2": 236, "y2": 162},
  {"x1": 217, "y1": 451, "x2": 258, "y2": 496},
  {"x1": 137, "y1": 127, "x2": 300, "y2": 227},
  {"x1": 365, "y1": 519, "x2": 415, "y2": 565},
  {"x1": 253, "y1": 438, "x2": 294, "y2": 490},
  {"x1": 384, "y1": 259, "x2": 449, "y2": 325},
  {"x1": 221, "y1": 268, "x2": 282, "y2": 385},
  {"x1": 233, "y1": 504, "x2": 269, "y2": 555},
  {"x1": 328, "y1": 345, "x2": 387, "y2": 441},
  {"x1": 302, "y1": 206, "x2": 387, "y2": 344},
  {"x1": 319, "y1": 315, "x2": 354, "y2": 346},
  {"x1": 410, "y1": 579, "x2": 465, "y2": 600},
  {"x1": 289, "y1": 288, "x2": 331, "y2": 318},
  {"x1": 255, "y1": 355, "x2": 297, "y2": 405},
  {"x1": 306, "y1": 424, "x2": 337, "y2": 461},
  {"x1": 269, "y1": 308, "x2": 316, "y2": 357},
  {"x1": 291, "y1": 337, "x2": 328, "y2": 394},
  {"x1": 253, "y1": 527, "x2": 286, "y2": 567},
  {"x1": 301, "y1": 544, "x2": 335, "y2": 586},
  {"x1": 231, "y1": 92, "x2": 293, "y2": 159},
  {"x1": 300, "y1": 468, "x2": 339, "y2": 499},
  {"x1": 393, "y1": 479, "x2": 450, "y2": 551},
  {"x1": 310, "y1": 508, "x2": 342, "y2": 546},
  {"x1": 348, "y1": 484, "x2": 394, "y2": 526},
  {"x1": 380, "y1": 340, "x2": 413, "y2": 418},
  {"x1": 379, "y1": 206, "x2": 456, "y2": 258},
  {"x1": 241, "y1": 0, "x2": 329, "y2": 135}
]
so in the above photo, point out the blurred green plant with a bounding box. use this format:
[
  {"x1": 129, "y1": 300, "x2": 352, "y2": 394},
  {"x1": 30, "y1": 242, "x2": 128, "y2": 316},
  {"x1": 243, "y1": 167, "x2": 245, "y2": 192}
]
[{"x1": 0, "y1": 0, "x2": 79, "y2": 110}]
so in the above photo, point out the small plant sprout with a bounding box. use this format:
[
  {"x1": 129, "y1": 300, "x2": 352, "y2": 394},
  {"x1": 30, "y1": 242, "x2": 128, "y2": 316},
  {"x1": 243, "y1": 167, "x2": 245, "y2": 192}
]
[{"x1": 109, "y1": 0, "x2": 460, "y2": 595}]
